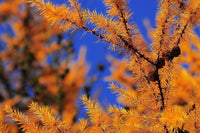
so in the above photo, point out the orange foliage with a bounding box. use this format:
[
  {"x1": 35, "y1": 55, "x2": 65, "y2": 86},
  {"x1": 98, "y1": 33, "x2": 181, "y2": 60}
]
[{"x1": 1, "y1": 0, "x2": 200, "y2": 132}]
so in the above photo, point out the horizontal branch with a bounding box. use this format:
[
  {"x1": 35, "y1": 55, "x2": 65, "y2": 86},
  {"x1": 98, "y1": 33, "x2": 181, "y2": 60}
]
[{"x1": 63, "y1": 18, "x2": 156, "y2": 66}]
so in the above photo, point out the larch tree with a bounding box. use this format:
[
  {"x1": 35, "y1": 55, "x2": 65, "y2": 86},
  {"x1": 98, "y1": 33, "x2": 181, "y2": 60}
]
[{"x1": 0, "y1": 0, "x2": 200, "y2": 132}]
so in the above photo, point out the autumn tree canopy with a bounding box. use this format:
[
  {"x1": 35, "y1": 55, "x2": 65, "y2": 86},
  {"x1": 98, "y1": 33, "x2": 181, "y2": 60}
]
[{"x1": 0, "y1": 0, "x2": 200, "y2": 132}]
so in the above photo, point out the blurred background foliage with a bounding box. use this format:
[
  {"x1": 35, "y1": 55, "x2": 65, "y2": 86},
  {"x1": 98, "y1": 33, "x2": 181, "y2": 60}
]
[{"x1": 0, "y1": 0, "x2": 94, "y2": 125}]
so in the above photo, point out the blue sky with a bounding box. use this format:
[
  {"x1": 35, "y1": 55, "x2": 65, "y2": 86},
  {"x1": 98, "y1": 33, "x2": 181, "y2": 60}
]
[{"x1": 55, "y1": 0, "x2": 158, "y2": 118}]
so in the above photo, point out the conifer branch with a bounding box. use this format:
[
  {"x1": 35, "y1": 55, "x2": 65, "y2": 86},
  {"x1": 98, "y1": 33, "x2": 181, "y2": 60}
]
[
  {"x1": 27, "y1": 0, "x2": 155, "y2": 66},
  {"x1": 176, "y1": 21, "x2": 189, "y2": 46},
  {"x1": 75, "y1": 20, "x2": 156, "y2": 66},
  {"x1": 68, "y1": 0, "x2": 85, "y2": 27},
  {"x1": 158, "y1": 18, "x2": 168, "y2": 59},
  {"x1": 117, "y1": 34, "x2": 156, "y2": 65},
  {"x1": 176, "y1": 4, "x2": 200, "y2": 46},
  {"x1": 114, "y1": 2, "x2": 155, "y2": 66},
  {"x1": 181, "y1": 104, "x2": 196, "y2": 130},
  {"x1": 116, "y1": 4, "x2": 131, "y2": 38},
  {"x1": 3, "y1": 0, "x2": 200, "y2": 132},
  {"x1": 155, "y1": 69, "x2": 165, "y2": 110},
  {"x1": 155, "y1": 2, "x2": 169, "y2": 110},
  {"x1": 144, "y1": 75, "x2": 158, "y2": 102}
]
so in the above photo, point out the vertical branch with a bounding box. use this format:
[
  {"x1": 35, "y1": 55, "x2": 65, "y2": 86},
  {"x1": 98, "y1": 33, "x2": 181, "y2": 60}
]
[
  {"x1": 155, "y1": 1, "x2": 170, "y2": 111},
  {"x1": 116, "y1": 4, "x2": 131, "y2": 39},
  {"x1": 115, "y1": 1, "x2": 162, "y2": 108},
  {"x1": 155, "y1": 69, "x2": 165, "y2": 110}
]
